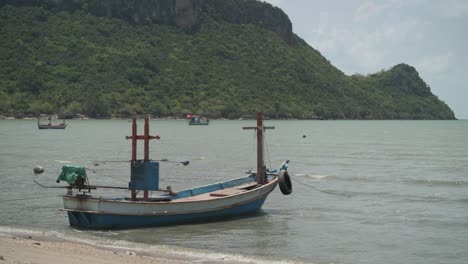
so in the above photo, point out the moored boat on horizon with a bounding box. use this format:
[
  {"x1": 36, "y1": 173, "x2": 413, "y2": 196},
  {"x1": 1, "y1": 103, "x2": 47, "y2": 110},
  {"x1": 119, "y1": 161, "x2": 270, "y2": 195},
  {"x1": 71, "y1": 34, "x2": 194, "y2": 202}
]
[
  {"x1": 187, "y1": 114, "x2": 210, "y2": 125},
  {"x1": 37, "y1": 117, "x2": 68, "y2": 129}
]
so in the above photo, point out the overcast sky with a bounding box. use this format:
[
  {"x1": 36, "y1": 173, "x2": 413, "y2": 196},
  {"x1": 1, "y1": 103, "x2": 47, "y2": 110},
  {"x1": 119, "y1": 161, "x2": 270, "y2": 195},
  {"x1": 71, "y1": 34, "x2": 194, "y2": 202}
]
[{"x1": 264, "y1": 0, "x2": 468, "y2": 119}]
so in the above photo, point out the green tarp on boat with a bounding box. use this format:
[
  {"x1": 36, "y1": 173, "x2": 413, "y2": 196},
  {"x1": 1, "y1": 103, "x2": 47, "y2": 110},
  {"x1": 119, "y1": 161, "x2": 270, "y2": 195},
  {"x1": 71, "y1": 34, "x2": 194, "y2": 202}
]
[{"x1": 56, "y1": 165, "x2": 87, "y2": 185}]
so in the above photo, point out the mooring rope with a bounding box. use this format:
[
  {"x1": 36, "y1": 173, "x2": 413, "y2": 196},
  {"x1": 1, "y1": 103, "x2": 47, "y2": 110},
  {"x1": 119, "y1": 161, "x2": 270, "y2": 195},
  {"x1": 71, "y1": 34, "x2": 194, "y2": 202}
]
[
  {"x1": 264, "y1": 136, "x2": 272, "y2": 170},
  {"x1": 0, "y1": 194, "x2": 60, "y2": 203},
  {"x1": 249, "y1": 127, "x2": 274, "y2": 171},
  {"x1": 93, "y1": 159, "x2": 189, "y2": 166},
  {"x1": 290, "y1": 176, "x2": 351, "y2": 197},
  {"x1": 85, "y1": 167, "x2": 128, "y2": 184}
]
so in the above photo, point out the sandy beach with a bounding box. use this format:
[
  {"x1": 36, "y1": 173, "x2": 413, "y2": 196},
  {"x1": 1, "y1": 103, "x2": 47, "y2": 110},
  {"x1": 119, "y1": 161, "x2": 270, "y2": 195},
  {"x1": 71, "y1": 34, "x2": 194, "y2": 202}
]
[
  {"x1": 0, "y1": 232, "x2": 292, "y2": 264},
  {"x1": 0, "y1": 236, "x2": 197, "y2": 264},
  {"x1": 0, "y1": 233, "x2": 268, "y2": 264}
]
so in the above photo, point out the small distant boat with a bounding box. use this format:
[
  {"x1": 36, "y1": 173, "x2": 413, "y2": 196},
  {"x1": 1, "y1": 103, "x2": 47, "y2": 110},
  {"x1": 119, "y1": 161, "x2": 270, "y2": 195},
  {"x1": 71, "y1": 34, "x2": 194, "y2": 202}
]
[
  {"x1": 52, "y1": 112, "x2": 292, "y2": 228},
  {"x1": 187, "y1": 114, "x2": 209, "y2": 125},
  {"x1": 38, "y1": 117, "x2": 68, "y2": 129}
]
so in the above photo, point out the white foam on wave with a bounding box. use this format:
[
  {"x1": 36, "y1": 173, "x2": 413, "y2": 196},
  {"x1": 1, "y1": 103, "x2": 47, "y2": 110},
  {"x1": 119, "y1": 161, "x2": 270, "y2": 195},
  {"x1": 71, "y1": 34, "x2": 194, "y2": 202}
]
[
  {"x1": 54, "y1": 160, "x2": 71, "y2": 164},
  {"x1": 307, "y1": 175, "x2": 330, "y2": 180},
  {"x1": 81, "y1": 236, "x2": 300, "y2": 264},
  {"x1": 0, "y1": 226, "x2": 44, "y2": 237},
  {"x1": 143, "y1": 244, "x2": 300, "y2": 264},
  {"x1": 96, "y1": 239, "x2": 300, "y2": 264},
  {"x1": 295, "y1": 173, "x2": 332, "y2": 180},
  {"x1": 0, "y1": 226, "x2": 303, "y2": 263}
]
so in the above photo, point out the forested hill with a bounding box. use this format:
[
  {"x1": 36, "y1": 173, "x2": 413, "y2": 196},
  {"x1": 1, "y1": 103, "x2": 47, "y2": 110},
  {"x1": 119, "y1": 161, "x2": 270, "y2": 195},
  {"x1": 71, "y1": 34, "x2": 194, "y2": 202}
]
[{"x1": 0, "y1": 0, "x2": 456, "y2": 119}]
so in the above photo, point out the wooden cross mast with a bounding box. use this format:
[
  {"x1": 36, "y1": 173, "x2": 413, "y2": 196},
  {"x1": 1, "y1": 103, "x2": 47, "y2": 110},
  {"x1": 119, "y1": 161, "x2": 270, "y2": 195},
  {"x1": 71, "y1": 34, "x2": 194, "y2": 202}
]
[
  {"x1": 243, "y1": 112, "x2": 274, "y2": 185},
  {"x1": 125, "y1": 115, "x2": 160, "y2": 200},
  {"x1": 126, "y1": 115, "x2": 160, "y2": 161}
]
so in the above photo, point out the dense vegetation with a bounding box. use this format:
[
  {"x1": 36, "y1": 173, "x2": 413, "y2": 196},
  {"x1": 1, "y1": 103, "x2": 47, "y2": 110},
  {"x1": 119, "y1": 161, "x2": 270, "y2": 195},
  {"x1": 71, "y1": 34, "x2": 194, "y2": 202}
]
[{"x1": 0, "y1": 0, "x2": 455, "y2": 119}]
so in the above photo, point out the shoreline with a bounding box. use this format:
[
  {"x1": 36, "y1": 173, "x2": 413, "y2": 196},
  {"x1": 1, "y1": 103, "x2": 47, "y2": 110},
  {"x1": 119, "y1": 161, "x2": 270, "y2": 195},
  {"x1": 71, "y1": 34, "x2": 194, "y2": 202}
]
[
  {"x1": 0, "y1": 115, "x2": 189, "y2": 121},
  {"x1": 0, "y1": 234, "x2": 268, "y2": 264},
  {"x1": 0, "y1": 115, "x2": 461, "y2": 121},
  {"x1": 0, "y1": 235, "x2": 191, "y2": 264},
  {"x1": 0, "y1": 226, "x2": 292, "y2": 264}
]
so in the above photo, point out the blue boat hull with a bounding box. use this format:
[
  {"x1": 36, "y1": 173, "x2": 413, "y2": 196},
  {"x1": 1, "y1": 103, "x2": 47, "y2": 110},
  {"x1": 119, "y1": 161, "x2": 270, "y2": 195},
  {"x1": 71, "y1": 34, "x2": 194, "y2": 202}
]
[{"x1": 67, "y1": 196, "x2": 267, "y2": 228}]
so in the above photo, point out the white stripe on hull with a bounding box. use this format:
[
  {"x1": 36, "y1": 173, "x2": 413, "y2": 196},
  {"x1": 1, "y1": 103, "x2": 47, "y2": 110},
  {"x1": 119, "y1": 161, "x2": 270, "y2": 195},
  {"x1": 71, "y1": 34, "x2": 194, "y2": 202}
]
[{"x1": 63, "y1": 178, "x2": 278, "y2": 216}]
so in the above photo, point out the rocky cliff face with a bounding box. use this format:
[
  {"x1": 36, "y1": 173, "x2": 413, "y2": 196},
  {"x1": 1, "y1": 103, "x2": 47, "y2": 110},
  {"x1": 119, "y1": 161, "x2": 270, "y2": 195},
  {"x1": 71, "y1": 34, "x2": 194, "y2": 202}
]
[
  {"x1": 75, "y1": 0, "x2": 205, "y2": 29},
  {"x1": 1, "y1": 0, "x2": 292, "y2": 41},
  {"x1": 174, "y1": 0, "x2": 201, "y2": 28}
]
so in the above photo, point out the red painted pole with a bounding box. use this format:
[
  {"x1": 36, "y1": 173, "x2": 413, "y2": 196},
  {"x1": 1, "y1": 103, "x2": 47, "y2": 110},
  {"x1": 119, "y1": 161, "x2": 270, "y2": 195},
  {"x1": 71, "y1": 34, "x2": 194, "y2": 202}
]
[
  {"x1": 125, "y1": 116, "x2": 161, "y2": 201},
  {"x1": 257, "y1": 112, "x2": 264, "y2": 184},
  {"x1": 143, "y1": 115, "x2": 149, "y2": 200},
  {"x1": 144, "y1": 115, "x2": 149, "y2": 161},
  {"x1": 131, "y1": 116, "x2": 137, "y2": 161},
  {"x1": 131, "y1": 117, "x2": 137, "y2": 200}
]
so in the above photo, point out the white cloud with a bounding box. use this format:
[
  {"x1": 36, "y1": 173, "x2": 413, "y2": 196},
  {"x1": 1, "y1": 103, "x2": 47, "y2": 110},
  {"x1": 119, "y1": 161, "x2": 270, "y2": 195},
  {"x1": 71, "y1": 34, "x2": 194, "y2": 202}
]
[
  {"x1": 439, "y1": 0, "x2": 468, "y2": 18},
  {"x1": 349, "y1": 32, "x2": 385, "y2": 70},
  {"x1": 416, "y1": 52, "x2": 454, "y2": 74},
  {"x1": 354, "y1": 0, "x2": 407, "y2": 22},
  {"x1": 307, "y1": 27, "x2": 385, "y2": 74},
  {"x1": 308, "y1": 17, "x2": 429, "y2": 74},
  {"x1": 354, "y1": 1, "x2": 390, "y2": 22},
  {"x1": 310, "y1": 12, "x2": 329, "y2": 43}
]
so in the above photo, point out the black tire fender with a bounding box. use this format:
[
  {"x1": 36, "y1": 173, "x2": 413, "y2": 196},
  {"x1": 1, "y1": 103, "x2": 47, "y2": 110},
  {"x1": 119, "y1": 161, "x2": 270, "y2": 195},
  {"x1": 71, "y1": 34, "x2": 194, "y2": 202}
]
[{"x1": 278, "y1": 170, "x2": 292, "y2": 195}]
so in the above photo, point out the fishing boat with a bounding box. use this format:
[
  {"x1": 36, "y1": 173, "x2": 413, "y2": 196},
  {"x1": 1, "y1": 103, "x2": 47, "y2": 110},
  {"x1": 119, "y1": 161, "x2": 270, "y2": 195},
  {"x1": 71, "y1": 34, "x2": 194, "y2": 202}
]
[
  {"x1": 53, "y1": 112, "x2": 291, "y2": 228},
  {"x1": 187, "y1": 114, "x2": 209, "y2": 125},
  {"x1": 37, "y1": 117, "x2": 68, "y2": 129}
]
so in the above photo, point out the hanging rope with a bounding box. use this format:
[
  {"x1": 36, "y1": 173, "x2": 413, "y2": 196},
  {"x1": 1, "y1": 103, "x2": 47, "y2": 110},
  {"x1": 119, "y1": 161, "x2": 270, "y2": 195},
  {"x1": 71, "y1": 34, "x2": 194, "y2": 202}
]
[
  {"x1": 264, "y1": 133, "x2": 272, "y2": 170},
  {"x1": 85, "y1": 167, "x2": 128, "y2": 184},
  {"x1": 290, "y1": 176, "x2": 351, "y2": 197},
  {"x1": 0, "y1": 194, "x2": 60, "y2": 203},
  {"x1": 248, "y1": 127, "x2": 274, "y2": 170},
  {"x1": 251, "y1": 130, "x2": 257, "y2": 156},
  {"x1": 93, "y1": 159, "x2": 189, "y2": 166}
]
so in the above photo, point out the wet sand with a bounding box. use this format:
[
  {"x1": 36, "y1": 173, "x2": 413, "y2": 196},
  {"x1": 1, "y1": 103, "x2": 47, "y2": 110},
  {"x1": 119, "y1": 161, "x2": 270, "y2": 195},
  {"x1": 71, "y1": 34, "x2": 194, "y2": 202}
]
[{"x1": 0, "y1": 235, "x2": 231, "y2": 264}]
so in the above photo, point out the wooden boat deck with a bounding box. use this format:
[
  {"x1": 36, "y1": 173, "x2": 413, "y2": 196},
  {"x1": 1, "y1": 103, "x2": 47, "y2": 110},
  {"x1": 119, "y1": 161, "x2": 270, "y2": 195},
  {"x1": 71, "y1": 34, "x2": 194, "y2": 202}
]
[{"x1": 174, "y1": 182, "x2": 259, "y2": 202}]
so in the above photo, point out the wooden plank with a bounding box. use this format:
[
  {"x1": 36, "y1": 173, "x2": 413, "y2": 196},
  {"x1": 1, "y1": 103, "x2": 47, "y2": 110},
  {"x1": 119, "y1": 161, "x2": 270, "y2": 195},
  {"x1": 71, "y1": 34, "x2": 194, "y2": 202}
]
[
  {"x1": 210, "y1": 189, "x2": 244, "y2": 197},
  {"x1": 236, "y1": 182, "x2": 258, "y2": 189},
  {"x1": 174, "y1": 182, "x2": 259, "y2": 201},
  {"x1": 209, "y1": 183, "x2": 258, "y2": 197}
]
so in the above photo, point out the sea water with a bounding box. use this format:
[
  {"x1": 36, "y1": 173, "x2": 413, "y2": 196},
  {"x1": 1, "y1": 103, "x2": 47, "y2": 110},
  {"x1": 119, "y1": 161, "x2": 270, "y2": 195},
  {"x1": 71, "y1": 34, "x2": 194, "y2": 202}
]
[{"x1": 0, "y1": 119, "x2": 467, "y2": 264}]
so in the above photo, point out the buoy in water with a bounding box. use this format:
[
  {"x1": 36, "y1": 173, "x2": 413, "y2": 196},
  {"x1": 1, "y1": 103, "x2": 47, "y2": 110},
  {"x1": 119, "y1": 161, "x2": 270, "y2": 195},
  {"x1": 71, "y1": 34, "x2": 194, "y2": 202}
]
[
  {"x1": 33, "y1": 166, "x2": 44, "y2": 174},
  {"x1": 302, "y1": 135, "x2": 306, "y2": 138}
]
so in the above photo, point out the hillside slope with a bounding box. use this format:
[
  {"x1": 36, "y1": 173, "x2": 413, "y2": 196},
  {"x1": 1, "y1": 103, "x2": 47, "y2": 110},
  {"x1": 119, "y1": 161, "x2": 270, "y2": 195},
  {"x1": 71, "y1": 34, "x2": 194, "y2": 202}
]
[{"x1": 0, "y1": 0, "x2": 455, "y2": 119}]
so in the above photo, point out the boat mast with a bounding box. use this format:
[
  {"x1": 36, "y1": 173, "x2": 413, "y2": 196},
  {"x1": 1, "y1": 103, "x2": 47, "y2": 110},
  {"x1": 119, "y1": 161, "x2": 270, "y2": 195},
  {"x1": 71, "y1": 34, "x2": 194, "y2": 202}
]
[
  {"x1": 125, "y1": 115, "x2": 160, "y2": 200},
  {"x1": 243, "y1": 112, "x2": 274, "y2": 184}
]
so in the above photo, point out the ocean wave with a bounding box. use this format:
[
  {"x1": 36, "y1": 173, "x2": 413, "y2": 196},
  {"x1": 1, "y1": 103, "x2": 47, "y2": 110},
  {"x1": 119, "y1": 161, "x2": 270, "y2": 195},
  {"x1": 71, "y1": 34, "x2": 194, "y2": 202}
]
[
  {"x1": 295, "y1": 173, "x2": 336, "y2": 180},
  {"x1": 406, "y1": 179, "x2": 467, "y2": 187},
  {"x1": 303, "y1": 175, "x2": 379, "y2": 183},
  {"x1": 0, "y1": 226, "x2": 303, "y2": 264},
  {"x1": 351, "y1": 177, "x2": 467, "y2": 187},
  {"x1": 295, "y1": 173, "x2": 468, "y2": 187},
  {"x1": 53, "y1": 160, "x2": 71, "y2": 164},
  {"x1": 332, "y1": 190, "x2": 468, "y2": 204},
  {"x1": 0, "y1": 226, "x2": 44, "y2": 238},
  {"x1": 295, "y1": 174, "x2": 381, "y2": 183},
  {"x1": 402, "y1": 196, "x2": 468, "y2": 204}
]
